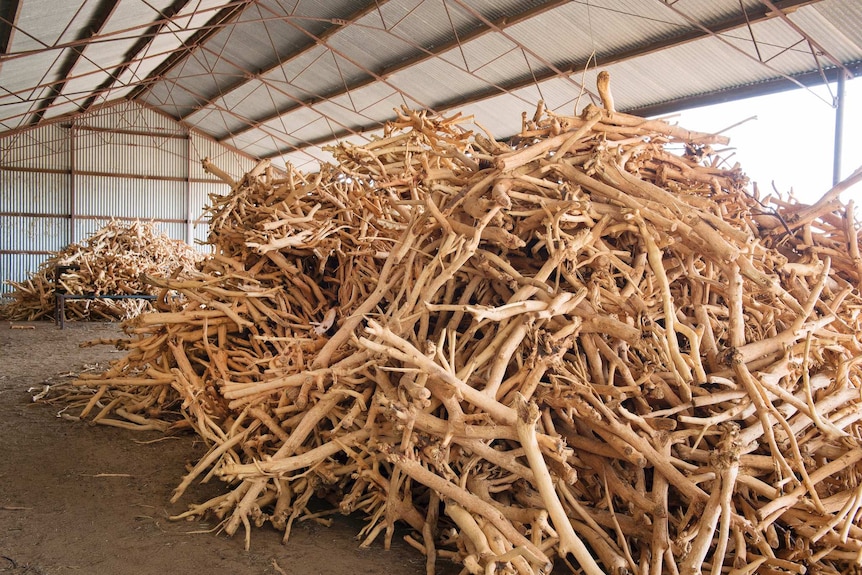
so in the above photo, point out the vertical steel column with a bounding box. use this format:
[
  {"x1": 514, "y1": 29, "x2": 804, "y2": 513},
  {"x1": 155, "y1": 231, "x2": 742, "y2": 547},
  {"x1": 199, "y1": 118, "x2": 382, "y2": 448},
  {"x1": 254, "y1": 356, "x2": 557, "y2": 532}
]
[
  {"x1": 186, "y1": 132, "x2": 193, "y2": 245},
  {"x1": 69, "y1": 120, "x2": 77, "y2": 245},
  {"x1": 833, "y1": 73, "x2": 846, "y2": 186}
]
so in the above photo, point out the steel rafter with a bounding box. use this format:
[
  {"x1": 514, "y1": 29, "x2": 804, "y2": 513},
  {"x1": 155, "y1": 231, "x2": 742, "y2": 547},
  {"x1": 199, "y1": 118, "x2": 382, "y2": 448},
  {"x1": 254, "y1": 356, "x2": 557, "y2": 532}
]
[
  {"x1": 0, "y1": 2, "x2": 236, "y2": 132},
  {"x1": 448, "y1": 0, "x2": 593, "y2": 101},
  {"x1": 0, "y1": 43, "x2": 193, "y2": 133},
  {"x1": 1, "y1": 5, "x2": 227, "y2": 61},
  {"x1": 190, "y1": 42, "x2": 373, "y2": 141},
  {"x1": 229, "y1": 0, "x2": 438, "y2": 134}
]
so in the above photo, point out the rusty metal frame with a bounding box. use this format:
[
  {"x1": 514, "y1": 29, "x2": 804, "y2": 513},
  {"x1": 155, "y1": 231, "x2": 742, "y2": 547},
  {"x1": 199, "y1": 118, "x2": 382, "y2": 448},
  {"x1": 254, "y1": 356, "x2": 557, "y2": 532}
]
[
  {"x1": 657, "y1": 0, "x2": 840, "y2": 106},
  {"x1": 81, "y1": 0, "x2": 196, "y2": 112},
  {"x1": 0, "y1": 0, "x2": 854, "y2": 165},
  {"x1": 220, "y1": 0, "x2": 571, "y2": 144},
  {"x1": 0, "y1": 0, "x2": 22, "y2": 73},
  {"x1": 256, "y1": 0, "x2": 824, "y2": 160},
  {"x1": 0, "y1": 2, "x2": 242, "y2": 132},
  {"x1": 177, "y1": 0, "x2": 389, "y2": 122},
  {"x1": 29, "y1": 0, "x2": 123, "y2": 126},
  {"x1": 127, "y1": 0, "x2": 253, "y2": 101},
  {"x1": 759, "y1": 0, "x2": 852, "y2": 78}
]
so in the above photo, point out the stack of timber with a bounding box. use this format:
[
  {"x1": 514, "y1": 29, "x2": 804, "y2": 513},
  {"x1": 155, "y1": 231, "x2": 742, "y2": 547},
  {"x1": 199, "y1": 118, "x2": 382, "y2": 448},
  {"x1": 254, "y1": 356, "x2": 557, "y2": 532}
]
[
  {"x1": 1, "y1": 220, "x2": 202, "y2": 322},
  {"x1": 58, "y1": 74, "x2": 862, "y2": 575}
]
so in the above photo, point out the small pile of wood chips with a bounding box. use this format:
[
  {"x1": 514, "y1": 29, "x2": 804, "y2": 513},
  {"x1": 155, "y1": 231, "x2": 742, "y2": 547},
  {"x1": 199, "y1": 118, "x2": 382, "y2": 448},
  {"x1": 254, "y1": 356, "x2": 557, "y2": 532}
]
[
  {"x1": 56, "y1": 74, "x2": 862, "y2": 575},
  {"x1": 1, "y1": 220, "x2": 202, "y2": 322}
]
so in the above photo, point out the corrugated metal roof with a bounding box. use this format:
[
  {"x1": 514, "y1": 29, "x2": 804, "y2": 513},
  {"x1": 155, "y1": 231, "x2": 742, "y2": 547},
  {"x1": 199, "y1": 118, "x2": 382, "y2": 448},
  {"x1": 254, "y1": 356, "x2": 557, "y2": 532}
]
[
  {"x1": 53, "y1": 0, "x2": 180, "y2": 122},
  {"x1": 791, "y1": 4, "x2": 862, "y2": 60},
  {"x1": 0, "y1": 0, "x2": 860, "y2": 166}
]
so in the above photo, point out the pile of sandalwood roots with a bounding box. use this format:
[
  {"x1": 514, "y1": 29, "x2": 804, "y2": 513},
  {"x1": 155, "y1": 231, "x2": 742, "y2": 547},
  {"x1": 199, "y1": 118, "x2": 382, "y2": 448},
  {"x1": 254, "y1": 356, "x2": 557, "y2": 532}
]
[
  {"x1": 57, "y1": 74, "x2": 862, "y2": 575},
  {"x1": 2, "y1": 219, "x2": 202, "y2": 322}
]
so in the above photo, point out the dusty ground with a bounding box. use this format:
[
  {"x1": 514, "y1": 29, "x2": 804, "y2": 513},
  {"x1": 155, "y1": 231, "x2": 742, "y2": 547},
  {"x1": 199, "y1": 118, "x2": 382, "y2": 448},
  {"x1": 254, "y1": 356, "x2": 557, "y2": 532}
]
[{"x1": 0, "y1": 320, "x2": 452, "y2": 575}]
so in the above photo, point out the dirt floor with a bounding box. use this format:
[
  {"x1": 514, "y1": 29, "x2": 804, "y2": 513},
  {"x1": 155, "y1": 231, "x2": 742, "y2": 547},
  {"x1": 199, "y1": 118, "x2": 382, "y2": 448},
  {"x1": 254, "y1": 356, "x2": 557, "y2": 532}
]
[{"x1": 0, "y1": 320, "x2": 454, "y2": 575}]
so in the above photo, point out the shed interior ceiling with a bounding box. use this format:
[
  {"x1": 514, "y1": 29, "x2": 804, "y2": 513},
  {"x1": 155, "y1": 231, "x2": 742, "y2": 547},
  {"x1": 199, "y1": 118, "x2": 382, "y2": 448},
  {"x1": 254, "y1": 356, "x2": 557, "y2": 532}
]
[{"x1": 1, "y1": 0, "x2": 860, "y2": 171}]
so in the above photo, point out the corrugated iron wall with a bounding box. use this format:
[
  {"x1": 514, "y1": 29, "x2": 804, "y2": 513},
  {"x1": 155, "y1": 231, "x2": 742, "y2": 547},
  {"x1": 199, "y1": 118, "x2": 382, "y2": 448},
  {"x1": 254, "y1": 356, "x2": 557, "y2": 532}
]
[
  {"x1": 0, "y1": 101, "x2": 255, "y2": 300},
  {"x1": 0, "y1": 124, "x2": 70, "y2": 170},
  {"x1": 75, "y1": 176, "x2": 186, "y2": 220},
  {"x1": 75, "y1": 131, "x2": 187, "y2": 177}
]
